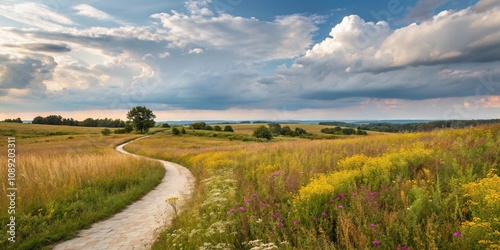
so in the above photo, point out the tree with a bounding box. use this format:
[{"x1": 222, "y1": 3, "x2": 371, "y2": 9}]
[
  {"x1": 268, "y1": 122, "x2": 282, "y2": 135},
  {"x1": 191, "y1": 122, "x2": 207, "y2": 130},
  {"x1": 224, "y1": 125, "x2": 234, "y2": 132},
  {"x1": 161, "y1": 123, "x2": 171, "y2": 128},
  {"x1": 32, "y1": 116, "x2": 44, "y2": 124},
  {"x1": 181, "y1": 127, "x2": 186, "y2": 134},
  {"x1": 214, "y1": 125, "x2": 222, "y2": 131},
  {"x1": 253, "y1": 125, "x2": 273, "y2": 140},
  {"x1": 126, "y1": 106, "x2": 156, "y2": 134}
]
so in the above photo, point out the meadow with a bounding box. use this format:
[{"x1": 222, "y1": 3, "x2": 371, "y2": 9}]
[
  {"x1": 0, "y1": 123, "x2": 165, "y2": 250},
  {"x1": 125, "y1": 124, "x2": 500, "y2": 249}
]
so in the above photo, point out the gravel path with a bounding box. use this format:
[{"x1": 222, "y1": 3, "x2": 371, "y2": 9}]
[{"x1": 54, "y1": 136, "x2": 194, "y2": 250}]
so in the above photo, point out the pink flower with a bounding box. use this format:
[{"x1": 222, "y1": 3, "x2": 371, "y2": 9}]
[
  {"x1": 372, "y1": 240, "x2": 380, "y2": 245},
  {"x1": 294, "y1": 221, "x2": 299, "y2": 225},
  {"x1": 245, "y1": 199, "x2": 250, "y2": 204},
  {"x1": 261, "y1": 203, "x2": 267, "y2": 207},
  {"x1": 453, "y1": 232, "x2": 462, "y2": 237},
  {"x1": 272, "y1": 212, "x2": 280, "y2": 218},
  {"x1": 352, "y1": 193, "x2": 357, "y2": 197},
  {"x1": 338, "y1": 193, "x2": 346, "y2": 199},
  {"x1": 370, "y1": 223, "x2": 376, "y2": 227},
  {"x1": 239, "y1": 207, "x2": 245, "y2": 211},
  {"x1": 229, "y1": 209, "x2": 236, "y2": 214},
  {"x1": 329, "y1": 199, "x2": 335, "y2": 203},
  {"x1": 313, "y1": 217, "x2": 317, "y2": 221},
  {"x1": 338, "y1": 205, "x2": 344, "y2": 209},
  {"x1": 322, "y1": 212, "x2": 327, "y2": 217},
  {"x1": 252, "y1": 193, "x2": 257, "y2": 198}
]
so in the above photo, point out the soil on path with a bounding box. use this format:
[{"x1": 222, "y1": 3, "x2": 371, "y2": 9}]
[{"x1": 54, "y1": 136, "x2": 194, "y2": 250}]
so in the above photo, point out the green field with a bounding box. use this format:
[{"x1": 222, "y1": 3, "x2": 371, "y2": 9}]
[{"x1": 126, "y1": 124, "x2": 500, "y2": 249}]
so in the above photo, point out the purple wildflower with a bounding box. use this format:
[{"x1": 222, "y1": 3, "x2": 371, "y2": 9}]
[
  {"x1": 370, "y1": 223, "x2": 376, "y2": 227},
  {"x1": 372, "y1": 240, "x2": 380, "y2": 246},
  {"x1": 322, "y1": 212, "x2": 327, "y2": 217},
  {"x1": 338, "y1": 205, "x2": 344, "y2": 209},
  {"x1": 229, "y1": 209, "x2": 236, "y2": 214},
  {"x1": 261, "y1": 203, "x2": 267, "y2": 207},
  {"x1": 239, "y1": 207, "x2": 245, "y2": 211},
  {"x1": 453, "y1": 232, "x2": 462, "y2": 237},
  {"x1": 294, "y1": 221, "x2": 299, "y2": 225},
  {"x1": 252, "y1": 193, "x2": 257, "y2": 198},
  {"x1": 338, "y1": 193, "x2": 346, "y2": 199}
]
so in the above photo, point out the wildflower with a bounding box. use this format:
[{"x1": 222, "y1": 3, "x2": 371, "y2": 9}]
[
  {"x1": 322, "y1": 212, "x2": 327, "y2": 217},
  {"x1": 453, "y1": 232, "x2": 462, "y2": 237},
  {"x1": 313, "y1": 217, "x2": 317, "y2": 221},
  {"x1": 338, "y1": 193, "x2": 346, "y2": 199},
  {"x1": 272, "y1": 212, "x2": 280, "y2": 218},
  {"x1": 338, "y1": 205, "x2": 344, "y2": 209},
  {"x1": 252, "y1": 193, "x2": 257, "y2": 198},
  {"x1": 300, "y1": 171, "x2": 305, "y2": 174},
  {"x1": 294, "y1": 221, "x2": 299, "y2": 225},
  {"x1": 262, "y1": 203, "x2": 267, "y2": 207},
  {"x1": 229, "y1": 209, "x2": 236, "y2": 214},
  {"x1": 352, "y1": 193, "x2": 357, "y2": 197},
  {"x1": 245, "y1": 199, "x2": 250, "y2": 204},
  {"x1": 370, "y1": 223, "x2": 375, "y2": 227},
  {"x1": 329, "y1": 199, "x2": 335, "y2": 203},
  {"x1": 372, "y1": 240, "x2": 380, "y2": 245},
  {"x1": 396, "y1": 245, "x2": 409, "y2": 250},
  {"x1": 239, "y1": 207, "x2": 245, "y2": 211}
]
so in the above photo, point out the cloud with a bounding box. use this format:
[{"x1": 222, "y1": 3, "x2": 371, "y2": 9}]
[
  {"x1": 473, "y1": 0, "x2": 500, "y2": 12},
  {"x1": 294, "y1": 6, "x2": 500, "y2": 75},
  {"x1": 405, "y1": 0, "x2": 448, "y2": 23},
  {"x1": 151, "y1": 3, "x2": 318, "y2": 62},
  {"x1": 3, "y1": 43, "x2": 71, "y2": 53},
  {"x1": 188, "y1": 48, "x2": 204, "y2": 54},
  {"x1": 0, "y1": 54, "x2": 55, "y2": 96},
  {"x1": 73, "y1": 4, "x2": 129, "y2": 25},
  {"x1": 0, "y1": 2, "x2": 74, "y2": 30}
]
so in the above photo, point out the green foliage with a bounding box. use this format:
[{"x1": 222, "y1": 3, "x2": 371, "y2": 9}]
[
  {"x1": 126, "y1": 106, "x2": 156, "y2": 134},
  {"x1": 181, "y1": 127, "x2": 186, "y2": 134},
  {"x1": 171, "y1": 127, "x2": 181, "y2": 135},
  {"x1": 161, "y1": 123, "x2": 171, "y2": 128},
  {"x1": 224, "y1": 125, "x2": 234, "y2": 132},
  {"x1": 101, "y1": 128, "x2": 111, "y2": 136},
  {"x1": 321, "y1": 126, "x2": 366, "y2": 136},
  {"x1": 253, "y1": 125, "x2": 273, "y2": 140},
  {"x1": 214, "y1": 125, "x2": 222, "y2": 131},
  {"x1": 3, "y1": 118, "x2": 22, "y2": 123},
  {"x1": 190, "y1": 122, "x2": 207, "y2": 130}
]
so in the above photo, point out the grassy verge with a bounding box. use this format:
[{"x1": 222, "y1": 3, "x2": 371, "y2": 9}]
[
  {"x1": 0, "y1": 124, "x2": 165, "y2": 250},
  {"x1": 128, "y1": 125, "x2": 500, "y2": 249}
]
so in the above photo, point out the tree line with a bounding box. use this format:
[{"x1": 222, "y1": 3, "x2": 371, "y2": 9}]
[
  {"x1": 31, "y1": 115, "x2": 127, "y2": 128},
  {"x1": 319, "y1": 119, "x2": 500, "y2": 133},
  {"x1": 3, "y1": 118, "x2": 23, "y2": 123}
]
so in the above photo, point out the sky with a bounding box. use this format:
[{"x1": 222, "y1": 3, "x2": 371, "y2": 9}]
[{"x1": 0, "y1": 0, "x2": 499, "y2": 121}]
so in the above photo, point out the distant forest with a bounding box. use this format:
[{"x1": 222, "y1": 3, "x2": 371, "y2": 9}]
[
  {"x1": 319, "y1": 119, "x2": 500, "y2": 133},
  {"x1": 30, "y1": 115, "x2": 127, "y2": 128}
]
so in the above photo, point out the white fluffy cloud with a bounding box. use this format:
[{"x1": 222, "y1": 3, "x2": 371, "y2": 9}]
[
  {"x1": 0, "y1": 2, "x2": 74, "y2": 30},
  {"x1": 294, "y1": 4, "x2": 500, "y2": 75}
]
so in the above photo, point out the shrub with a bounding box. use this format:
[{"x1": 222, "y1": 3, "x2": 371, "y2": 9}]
[
  {"x1": 181, "y1": 127, "x2": 186, "y2": 134},
  {"x1": 172, "y1": 127, "x2": 181, "y2": 135},
  {"x1": 253, "y1": 125, "x2": 273, "y2": 140},
  {"x1": 101, "y1": 128, "x2": 111, "y2": 136},
  {"x1": 214, "y1": 125, "x2": 222, "y2": 131},
  {"x1": 224, "y1": 125, "x2": 234, "y2": 132}
]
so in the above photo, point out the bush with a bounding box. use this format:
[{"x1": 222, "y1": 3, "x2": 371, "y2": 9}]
[
  {"x1": 161, "y1": 123, "x2": 171, "y2": 128},
  {"x1": 253, "y1": 126, "x2": 273, "y2": 140},
  {"x1": 114, "y1": 129, "x2": 126, "y2": 134},
  {"x1": 214, "y1": 125, "x2": 222, "y2": 131},
  {"x1": 101, "y1": 128, "x2": 111, "y2": 136},
  {"x1": 172, "y1": 127, "x2": 181, "y2": 135},
  {"x1": 224, "y1": 125, "x2": 234, "y2": 132},
  {"x1": 181, "y1": 127, "x2": 186, "y2": 134},
  {"x1": 191, "y1": 122, "x2": 207, "y2": 130}
]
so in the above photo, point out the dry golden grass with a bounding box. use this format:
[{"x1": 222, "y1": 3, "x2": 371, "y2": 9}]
[{"x1": 0, "y1": 123, "x2": 165, "y2": 249}]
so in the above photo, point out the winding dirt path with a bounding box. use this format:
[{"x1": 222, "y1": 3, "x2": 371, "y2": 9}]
[{"x1": 54, "y1": 136, "x2": 195, "y2": 250}]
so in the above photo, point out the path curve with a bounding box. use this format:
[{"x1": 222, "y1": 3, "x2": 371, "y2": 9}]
[{"x1": 54, "y1": 135, "x2": 195, "y2": 250}]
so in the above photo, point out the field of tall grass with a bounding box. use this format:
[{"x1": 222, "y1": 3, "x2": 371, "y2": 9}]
[
  {"x1": 126, "y1": 124, "x2": 500, "y2": 249},
  {"x1": 0, "y1": 123, "x2": 165, "y2": 250}
]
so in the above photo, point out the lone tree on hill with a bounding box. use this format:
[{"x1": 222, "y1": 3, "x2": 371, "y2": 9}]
[{"x1": 127, "y1": 106, "x2": 156, "y2": 134}]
